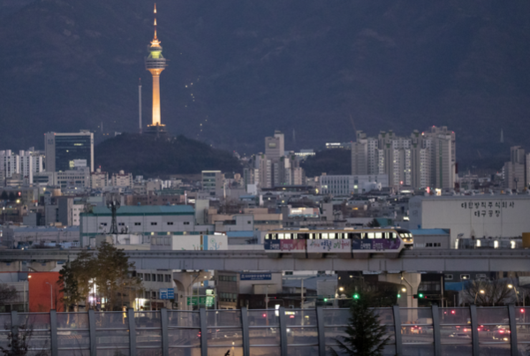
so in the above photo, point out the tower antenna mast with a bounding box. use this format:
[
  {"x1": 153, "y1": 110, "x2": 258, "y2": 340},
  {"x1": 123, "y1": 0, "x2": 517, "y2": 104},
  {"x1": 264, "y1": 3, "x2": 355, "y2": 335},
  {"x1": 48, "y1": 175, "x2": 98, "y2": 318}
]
[{"x1": 139, "y1": 78, "x2": 142, "y2": 134}]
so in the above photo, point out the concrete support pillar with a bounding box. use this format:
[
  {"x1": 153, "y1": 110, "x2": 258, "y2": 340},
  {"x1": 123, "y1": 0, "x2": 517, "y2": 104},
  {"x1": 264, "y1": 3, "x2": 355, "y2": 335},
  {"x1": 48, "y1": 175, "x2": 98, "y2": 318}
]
[
  {"x1": 173, "y1": 271, "x2": 211, "y2": 311},
  {"x1": 378, "y1": 272, "x2": 421, "y2": 322}
]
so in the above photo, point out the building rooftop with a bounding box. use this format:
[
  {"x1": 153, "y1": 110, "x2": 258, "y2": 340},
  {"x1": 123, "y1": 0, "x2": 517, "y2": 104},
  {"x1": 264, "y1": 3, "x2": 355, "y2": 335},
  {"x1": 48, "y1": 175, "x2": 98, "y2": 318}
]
[
  {"x1": 409, "y1": 229, "x2": 450, "y2": 236},
  {"x1": 85, "y1": 205, "x2": 195, "y2": 216},
  {"x1": 6, "y1": 226, "x2": 79, "y2": 233},
  {"x1": 226, "y1": 231, "x2": 255, "y2": 238},
  {"x1": 411, "y1": 194, "x2": 530, "y2": 201}
]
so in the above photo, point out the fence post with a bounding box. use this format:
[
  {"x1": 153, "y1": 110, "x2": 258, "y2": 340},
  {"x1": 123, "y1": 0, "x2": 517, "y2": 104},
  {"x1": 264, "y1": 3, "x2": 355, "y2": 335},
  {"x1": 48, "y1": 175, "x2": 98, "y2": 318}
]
[
  {"x1": 431, "y1": 304, "x2": 441, "y2": 356},
  {"x1": 508, "y1": 305, "x2": 518, "y2": 356},
  {"x1": 127, "y1": 308, "x2": 136, "y2": 356},
  {"x1": 279, "y1": 306, "x2": 288, "y2": 356},
  {"x1": 199, "y1": 308, "x2": 208, "y2": 356},
  {"x1": 10, "y1": 310, "x2": 18, "y2": 352},
  {"x1": 392, "y1": 305, "x2": 402, "y2": 356},
  {"x1": 50, "y1": 309, "x2": 58, "y2": 356},
  {"x1": 316, "y1": 306, "x2": 326, "y2": 356},
  {"x1": 240, "y1": 307, "x2": 250, "y2": 356},
  {"x1": 160, "y1": 308, "x2": 169, "y2": 356},
  {"x1": 469, "y1": 305, "x2": 479, "y2": 356},
  {"x1": 88, "y1": 309, "x2": 96, "y2": 356}
]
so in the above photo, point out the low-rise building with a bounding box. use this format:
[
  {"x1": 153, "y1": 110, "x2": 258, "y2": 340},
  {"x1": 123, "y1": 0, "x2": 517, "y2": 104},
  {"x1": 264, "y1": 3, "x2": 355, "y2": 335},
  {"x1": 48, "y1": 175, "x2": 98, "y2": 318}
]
[
  {"x1": 80, "y1": 205, "x2": 196, "y2": 247},
  {"x1": 0, "y1": 226, "x2": 79, "y2": 248},
  {"x1": 320, "y1": 174, "x2": 389, "y2": 196}
]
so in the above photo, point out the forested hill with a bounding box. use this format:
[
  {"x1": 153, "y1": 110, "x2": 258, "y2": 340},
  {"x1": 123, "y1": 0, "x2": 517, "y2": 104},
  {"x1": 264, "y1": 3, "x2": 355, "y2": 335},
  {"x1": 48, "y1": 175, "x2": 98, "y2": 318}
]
[{"x1": 95, "y1": 134, "x2": 241, "y2": 177}]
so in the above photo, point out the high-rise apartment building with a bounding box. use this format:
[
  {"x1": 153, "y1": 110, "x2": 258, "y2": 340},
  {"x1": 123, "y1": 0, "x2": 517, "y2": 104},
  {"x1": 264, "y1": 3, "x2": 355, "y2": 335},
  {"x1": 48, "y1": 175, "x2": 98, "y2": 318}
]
[
  {"x1": 251, "y1": 130, "x2": 305, "y2": 189},
  {"x1": 351, "y1": 127, "x2": 456, "y2": 190},
  {"x1": 45, "y1": 131, "x2": 94, "y2": 172},
  {"x1": 504, "y1": 146, "x2": 527, "y2": 191},
  {"x1": 0, "y1": 149, "x2": 44, "y2": 184},
  {"x1": 424, "y1": 126, "x2": 456, "y2": 190},
  {"x1": 0, "y1": 150, "x2": 19, "y2": 179},
  {"x1": 351, "y1": 131, "x2": 368, "y2": 175}
]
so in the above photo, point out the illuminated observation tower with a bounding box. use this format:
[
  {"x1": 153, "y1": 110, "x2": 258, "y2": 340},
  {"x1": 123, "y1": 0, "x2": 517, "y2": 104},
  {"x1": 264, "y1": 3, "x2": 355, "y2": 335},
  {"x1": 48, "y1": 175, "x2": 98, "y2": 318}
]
[{"x1": 145, "y1": 4, "x2": 167, "y2": 136}]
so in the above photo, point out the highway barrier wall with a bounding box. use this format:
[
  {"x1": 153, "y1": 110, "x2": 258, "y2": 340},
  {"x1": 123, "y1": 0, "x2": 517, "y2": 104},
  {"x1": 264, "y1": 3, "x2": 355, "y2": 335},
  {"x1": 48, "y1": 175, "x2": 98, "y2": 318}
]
[{"x1": 0, "y1": 305, "x2": 527, "y2": 355}]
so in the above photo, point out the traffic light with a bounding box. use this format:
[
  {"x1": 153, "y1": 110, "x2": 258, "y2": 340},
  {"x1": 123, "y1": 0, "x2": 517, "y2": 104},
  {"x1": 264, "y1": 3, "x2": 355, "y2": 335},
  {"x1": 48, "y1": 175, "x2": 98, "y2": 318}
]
[
  {"x1": 352, "y1": 293, "x2": 360, "y2": 300},
  {"x1": 413, "y1": 293, "x2": 425, "y2": 299},
  {"x1": 521, "y1": 309, "x2": 525, "y2": 313},
  {"x1": 451, "y1": 310, "x2": 456, "y2": 315},
  {"x1": 397, "y1": 294, "x2": 401, "y2": 298},
  {"x1": 323, "y1": 298, "x2": 328, "y2": 302}
]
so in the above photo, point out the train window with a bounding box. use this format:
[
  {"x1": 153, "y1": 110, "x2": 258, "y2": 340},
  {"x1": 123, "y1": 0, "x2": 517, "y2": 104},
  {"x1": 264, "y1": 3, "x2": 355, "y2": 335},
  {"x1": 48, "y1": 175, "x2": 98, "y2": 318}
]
[
  {"x1": 322, "y1": 233, "x2": 329, "y2": 239},
  {"x1": 309, "y1": 233, "x2": 314, "y2": 240},
  {"x1": 329, "y1": 233, "x2": 336, "y2": 239},
  {"x1": 367, "y1": 233, "x2": 375, "y2": 239},
  {"x1": 292, "y1": 234, "x2": 297, "y2": 239},
  {"x1": 349, "y1": 233, "x2": 361, "y2": 239},
  {"x1": 389, "y1": 232, "x2": 396, "y2": 239},
  {"x1": 375, "y1": 232, "x2": 382, "y2": 239},
  {"x1": 285, "y1": 233, "x2": 291, "y2": 239},
  {"x1": 279, "y1": 233, "x2": 285, "y2": 240},
  {"x1": 360, "y1": 233, "x2": 366, "y2": 239},
  {"x1": 265, "y1": 234, "x2": 269, "y2": 240}
]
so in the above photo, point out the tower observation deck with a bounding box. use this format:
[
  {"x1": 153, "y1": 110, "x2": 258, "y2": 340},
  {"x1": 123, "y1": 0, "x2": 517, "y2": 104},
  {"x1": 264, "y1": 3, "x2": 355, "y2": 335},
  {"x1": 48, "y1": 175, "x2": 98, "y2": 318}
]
[{"x1": 145, "y1": 4, "x2": 167, "y2": 136}]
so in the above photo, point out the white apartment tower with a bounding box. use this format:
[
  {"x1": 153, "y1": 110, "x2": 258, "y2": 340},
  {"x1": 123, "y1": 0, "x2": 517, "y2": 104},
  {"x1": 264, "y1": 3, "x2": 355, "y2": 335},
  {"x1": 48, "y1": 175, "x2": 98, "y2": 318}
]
[
  {"x1": 424, "y1": 126, "x2": 456, "y2": 190},
  {"x1": 504, "y1": 146, "x2": 527, "y2": 191},
  {"x1": 0, "y1": 149, "x2": 44, "y2": 184}
]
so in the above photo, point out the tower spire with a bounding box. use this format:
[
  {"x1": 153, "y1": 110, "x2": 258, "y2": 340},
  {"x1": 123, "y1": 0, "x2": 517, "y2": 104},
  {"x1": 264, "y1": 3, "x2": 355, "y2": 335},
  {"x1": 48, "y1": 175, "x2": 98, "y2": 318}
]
[{"x1": 151, "y1": 3, "x2": 160, "y2": 46}]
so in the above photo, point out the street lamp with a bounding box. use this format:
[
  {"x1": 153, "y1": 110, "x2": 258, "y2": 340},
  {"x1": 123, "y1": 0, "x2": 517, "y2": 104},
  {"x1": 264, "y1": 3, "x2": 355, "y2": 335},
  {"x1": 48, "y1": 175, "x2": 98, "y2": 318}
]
[
  {"x1": 45, "y1": 282, "x2": 53, "y2": 310},
  {"x1": 475, "y1": 289, "x2": 485, "y2": 304},
  {"x1": 508, "y1": 284, "x2": 520, "y2": 305},
  {"x1": 339, "y1": 287, "x2": 344, "y2": 292}
]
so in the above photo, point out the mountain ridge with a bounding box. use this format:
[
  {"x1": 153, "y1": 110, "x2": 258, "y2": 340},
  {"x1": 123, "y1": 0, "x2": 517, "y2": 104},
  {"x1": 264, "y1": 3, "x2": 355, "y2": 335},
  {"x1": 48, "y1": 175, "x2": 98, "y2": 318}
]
[{"x1": 0, "y1": 0, "x2": 529, "y2": 170}]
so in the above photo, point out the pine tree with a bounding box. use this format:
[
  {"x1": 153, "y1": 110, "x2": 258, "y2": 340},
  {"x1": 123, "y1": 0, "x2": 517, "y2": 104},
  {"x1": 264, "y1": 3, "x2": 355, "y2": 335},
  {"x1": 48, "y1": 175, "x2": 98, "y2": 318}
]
[{"x1": 330, "y1": 294, "x2": 390, "y2": 356}]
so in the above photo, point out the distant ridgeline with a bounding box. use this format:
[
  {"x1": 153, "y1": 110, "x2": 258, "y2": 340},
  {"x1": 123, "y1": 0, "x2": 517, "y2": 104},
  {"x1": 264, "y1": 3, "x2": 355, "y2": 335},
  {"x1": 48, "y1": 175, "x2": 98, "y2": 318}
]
[{"x1": 95, "y1": 133, "x2": 241, "y2": 177}]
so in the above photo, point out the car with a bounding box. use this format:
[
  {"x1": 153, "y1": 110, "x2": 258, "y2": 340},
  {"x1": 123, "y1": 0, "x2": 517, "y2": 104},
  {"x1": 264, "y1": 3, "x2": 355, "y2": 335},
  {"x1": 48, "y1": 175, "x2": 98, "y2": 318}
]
[
  {"x1": 492, "y1": 327, "x2": 511, "y2": 341},
  {"x1": 449, "y1": 332, "x2": 471, "y2": 339}
]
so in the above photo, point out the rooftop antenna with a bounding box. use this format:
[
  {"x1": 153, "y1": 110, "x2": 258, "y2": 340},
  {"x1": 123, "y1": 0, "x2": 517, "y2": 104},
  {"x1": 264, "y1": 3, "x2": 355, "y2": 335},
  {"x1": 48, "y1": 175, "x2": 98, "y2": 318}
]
[
  {"x1": 139, "y1": 78, "x2": 142, "y2": 134},
  {"x1": 107, "y1": 194, "x2": 121, "y2": 238}
]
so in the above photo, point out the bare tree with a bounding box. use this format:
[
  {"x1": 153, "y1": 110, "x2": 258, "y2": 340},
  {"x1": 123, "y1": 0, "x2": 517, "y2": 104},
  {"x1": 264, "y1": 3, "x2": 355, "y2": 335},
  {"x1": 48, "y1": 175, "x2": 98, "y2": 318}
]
[
  {"x1": 462, "y1": 279, "x2": 514, "y2": 306},
  {"x1": 0, "y1": 322, "x2": 49, "y2": 356}
]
